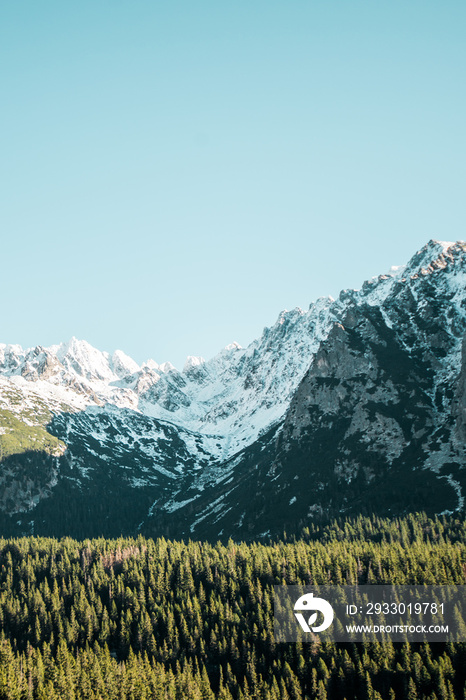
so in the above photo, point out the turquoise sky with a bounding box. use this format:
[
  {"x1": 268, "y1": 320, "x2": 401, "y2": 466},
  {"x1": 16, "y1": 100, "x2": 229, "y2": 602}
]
[{"x1": 1, "y1": 1, "x2": 465, "y2": 368}]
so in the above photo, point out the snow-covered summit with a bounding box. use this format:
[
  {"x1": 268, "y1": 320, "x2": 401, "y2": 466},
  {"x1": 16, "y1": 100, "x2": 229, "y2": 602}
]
[
  {"x1": 402, "y1": 239, "x2": 465, "y2": 278},
  {"x1": 183, "y1": 356, "x2": 206, "y2": 372},
  {"x1": 112, "y1": 350, "x2": 140, "y2": 378}
]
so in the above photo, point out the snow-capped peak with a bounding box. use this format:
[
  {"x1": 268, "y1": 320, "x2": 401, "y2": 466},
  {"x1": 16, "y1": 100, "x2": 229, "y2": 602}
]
[
  {"x1": 112, "y1": 350, "x2": 140, "y2": 378},
  {"x1": 435, "y1": 239, "x2": 457, "y2": 251},
  {"x1": 159, "y1": 361, "x2": 176, "y2": 373},
  {"x1": 183, "y1": 356, "x2": 206, "y2": 372},
  {"x1": 51, "y1": 337, "x2": 114, "y2": 382},
  {"x1": 142, "y1": 359, "x2": 160, "y2": 371},
  {"x1": 403, "y1": 239, "x2": 466, "y2": 278}
]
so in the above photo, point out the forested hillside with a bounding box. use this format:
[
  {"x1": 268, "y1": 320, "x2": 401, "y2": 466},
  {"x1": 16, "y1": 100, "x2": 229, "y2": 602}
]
[{"x1": 0, "y1": 513, "x2": 465, "y2": 699}]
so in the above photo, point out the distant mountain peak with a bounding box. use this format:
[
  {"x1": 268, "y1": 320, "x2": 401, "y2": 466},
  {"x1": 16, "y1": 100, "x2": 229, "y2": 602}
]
[
  {"x1": 403, "y1": 239, "x2": 466, "y2": 278},
  {"x1": 111, "y1": 350, "x2": 140, "y2": 378}
]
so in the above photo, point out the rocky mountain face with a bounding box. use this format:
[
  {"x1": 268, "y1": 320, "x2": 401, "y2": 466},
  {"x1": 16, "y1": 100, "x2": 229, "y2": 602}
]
[{"x1": 0, "y1": 240, "x2": 465, "y2": 540}]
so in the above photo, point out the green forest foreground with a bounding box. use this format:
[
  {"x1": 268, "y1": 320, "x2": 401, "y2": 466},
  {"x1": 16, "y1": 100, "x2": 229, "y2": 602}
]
[{"x1": 0, "y1": 514, "x2": 466, "y2": 699}]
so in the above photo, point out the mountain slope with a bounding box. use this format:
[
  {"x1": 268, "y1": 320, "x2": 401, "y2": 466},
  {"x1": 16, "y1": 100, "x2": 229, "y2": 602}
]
[{"x1": 166, "y1": 241, "x2": 466, "y2": 539}]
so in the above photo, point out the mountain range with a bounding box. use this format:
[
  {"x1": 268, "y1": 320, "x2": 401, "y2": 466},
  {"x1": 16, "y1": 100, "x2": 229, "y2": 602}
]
[{"x1": 1, "y1": 239, "x2": 466, "y2": 540}]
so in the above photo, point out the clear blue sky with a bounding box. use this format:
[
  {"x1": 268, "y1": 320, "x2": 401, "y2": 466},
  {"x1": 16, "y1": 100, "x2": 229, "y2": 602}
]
[{"x1": 1, "y1": 1, "x2": 465, "y2": 368}]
